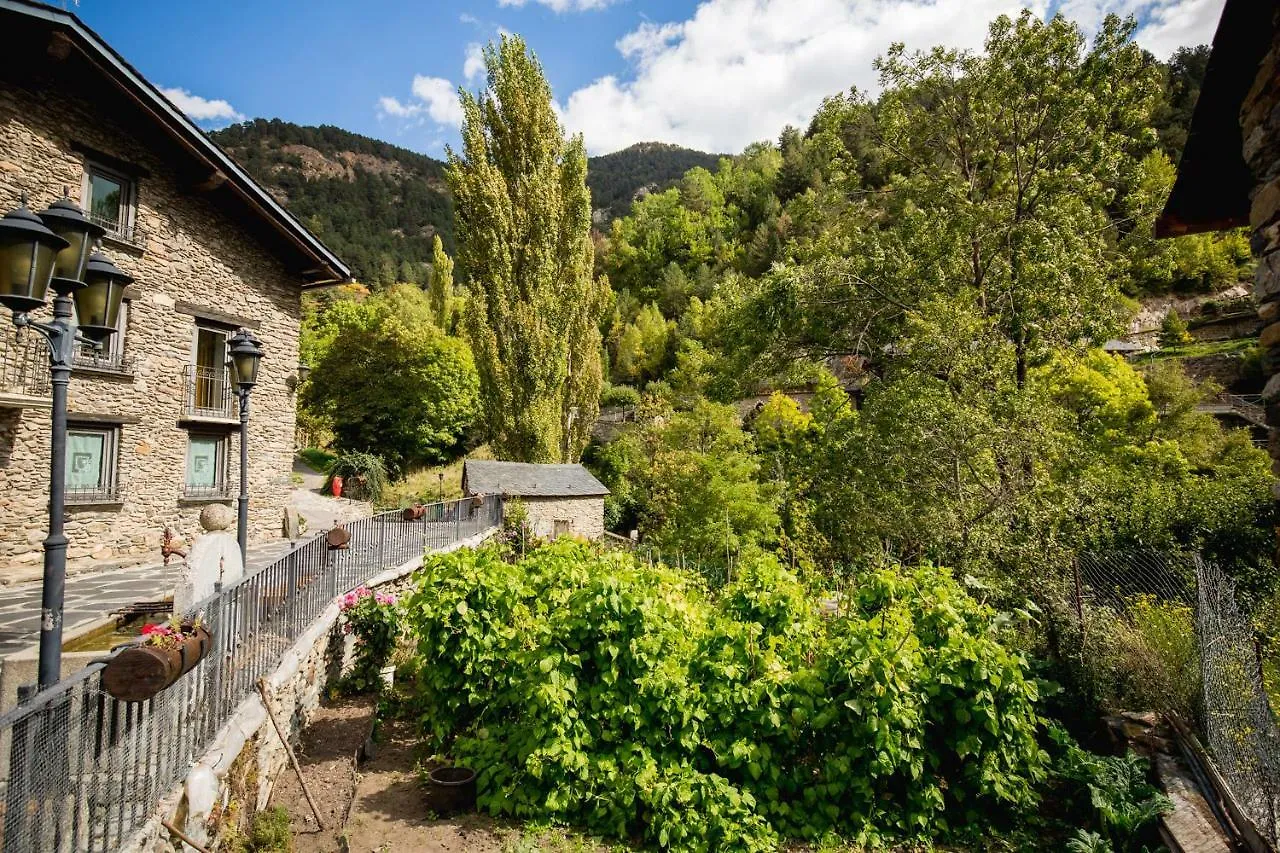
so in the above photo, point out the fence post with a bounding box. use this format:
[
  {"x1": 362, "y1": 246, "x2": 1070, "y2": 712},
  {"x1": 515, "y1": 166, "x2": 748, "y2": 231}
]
[
  {"x1": 378, "y1": 512, "x2": 387, "y2": 569},
  {"x1": 455, "y1": 499, "x2": 461, "y2": 543}
]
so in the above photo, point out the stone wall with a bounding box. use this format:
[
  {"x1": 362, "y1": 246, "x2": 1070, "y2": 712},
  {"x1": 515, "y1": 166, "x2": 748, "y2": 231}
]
[
  {"x1": 0, "y1": 72, "x2": 304, "y2": 582},
  {"x1": 522, "y1": 496, "x2": 606, "y2": 540},
  {"x1": 1244, "y1": 24, "x2": 1280, "y2": 501}
]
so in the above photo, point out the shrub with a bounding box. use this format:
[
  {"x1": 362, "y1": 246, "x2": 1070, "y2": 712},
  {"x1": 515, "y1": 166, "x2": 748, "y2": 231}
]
[
  {"x1": 403, "y1": 542, "x2": 1048, "y2": 850},
  {"x1": 1075, "y1": 596, "x2": 1199, "y2": 720},
  {"x1": 337, "y1": 586, "x2": 401, "y2": 694},
  {"x1": 600, "y1": 383, "x2": 642, "y2": 408},
  {"x1": 324, "y1": 452, "x2": 388, "y2": 503},
  {"x1": 1157, "y1": 308, "x2": 1192, "y2": 348}
]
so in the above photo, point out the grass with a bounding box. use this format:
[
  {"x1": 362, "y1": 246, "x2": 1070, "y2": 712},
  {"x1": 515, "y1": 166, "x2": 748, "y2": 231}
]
[
  {"x1": 1141, "y1": 336, "x2": 1258, "y2": 361},
  {"x1": 380, "y1": 445, "x2": 494, "y2": 509},
  {"x1": 297, "y1": 446, "x2": 336, "y2": 473}
]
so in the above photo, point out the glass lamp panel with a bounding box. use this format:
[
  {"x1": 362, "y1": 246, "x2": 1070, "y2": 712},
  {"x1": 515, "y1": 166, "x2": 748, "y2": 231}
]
[
  {"x1": 75, "y1": 278, "x2": 111, "y2": 328},
  {"x1": 232, "y1": 351, "x2": 260, "y2": 386},
  {"x1": 0, "y1": 237, "x2": 55, "y2": 308},
  {"x1": 47, "y1": 223, "x2": 91, "y2": 282}
]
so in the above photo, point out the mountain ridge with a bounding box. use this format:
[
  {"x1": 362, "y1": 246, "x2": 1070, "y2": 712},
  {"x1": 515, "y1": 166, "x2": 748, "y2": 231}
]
[{"x1": 209, "y1": 119, "x2": 720, "y2": 285}]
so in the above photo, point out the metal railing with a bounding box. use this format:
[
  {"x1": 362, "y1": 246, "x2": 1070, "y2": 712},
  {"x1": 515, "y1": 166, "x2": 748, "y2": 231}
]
[
  {"x1": 88, "y1": 213, "x2": 139, "y2": 246},
  {"x1": 72, "y1": 347, "x2": 134, "y2": 375},
  {"x1": 0, "y1": 494, "x2": 502, "y2": 852},
  {"x1": 0, "y1": 336, "x2": 50, "y2": 400},
  {"x1": 182, "y1": 365, "x2": 234, "y2": 420}
]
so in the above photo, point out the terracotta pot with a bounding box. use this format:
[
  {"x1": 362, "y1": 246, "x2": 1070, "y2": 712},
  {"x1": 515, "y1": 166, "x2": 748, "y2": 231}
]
[{"x1": 102, "y1": 625, "x2": 213, "y2": 702}]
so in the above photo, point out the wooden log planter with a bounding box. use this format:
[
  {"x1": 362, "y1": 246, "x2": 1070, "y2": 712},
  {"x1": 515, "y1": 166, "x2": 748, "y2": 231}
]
[{"x1": 101, "y1": 625, "x2": 213, "y2": 702}]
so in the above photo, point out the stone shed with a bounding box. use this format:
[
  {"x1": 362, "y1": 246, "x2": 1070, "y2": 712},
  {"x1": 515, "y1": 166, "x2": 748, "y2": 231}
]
[{"x1": 462, "y1": 460, "x2": 608, "y2": 540}]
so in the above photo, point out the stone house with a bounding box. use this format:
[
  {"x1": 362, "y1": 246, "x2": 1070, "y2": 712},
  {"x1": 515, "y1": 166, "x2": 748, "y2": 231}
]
[
  {"x1": 462, "y1": 460, "x2": 608, "y2": 540},
  {"x1": 1155, "y1": 2, "x2": 1280, "y2": 521},
  {"x1": 0, "y1": 0, "x2": 350, "y2": 582}
]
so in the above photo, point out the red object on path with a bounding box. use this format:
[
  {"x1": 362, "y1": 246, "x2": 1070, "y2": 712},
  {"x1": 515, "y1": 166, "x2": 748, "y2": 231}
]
[{"x1": 331, "y1": 475, "x2": 343, "y2": 497}]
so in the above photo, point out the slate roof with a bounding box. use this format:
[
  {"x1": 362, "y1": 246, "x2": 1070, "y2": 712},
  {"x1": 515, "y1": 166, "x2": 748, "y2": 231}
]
[{"x1": 462, "y1": 461, "x2": 609, "y2": 498}]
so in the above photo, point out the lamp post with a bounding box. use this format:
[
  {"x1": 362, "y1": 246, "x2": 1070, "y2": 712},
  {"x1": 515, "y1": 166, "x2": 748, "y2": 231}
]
[
  {"x1": 228, "y1": 328, "x2": 263, "y2": 564},
  {"x1": 0, "y1": 193, "x2": 129, "y2": 690}
]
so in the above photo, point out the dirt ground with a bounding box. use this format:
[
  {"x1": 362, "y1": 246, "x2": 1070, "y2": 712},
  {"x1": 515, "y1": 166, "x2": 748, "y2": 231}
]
[{"x1": 271, "y1": 699, "x2": 614, "y2": 853}]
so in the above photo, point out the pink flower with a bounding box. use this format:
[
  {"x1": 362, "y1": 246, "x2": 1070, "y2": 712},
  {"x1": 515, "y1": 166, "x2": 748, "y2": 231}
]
[{"x1": 376, "y1": 592, "x2": 396, "y2": 606}]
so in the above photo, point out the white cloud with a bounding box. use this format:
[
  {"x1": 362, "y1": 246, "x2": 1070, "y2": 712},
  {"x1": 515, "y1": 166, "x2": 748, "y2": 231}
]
[
  {"x1": 376, "y1": 76, "x2": 465, "y2": 128},
  {"x1": 558, "y1": 0, "x2": 1226, "y2": 156},
  {"x1": 464, "y1": 43, "x2": 486, "y2": 83},
  {"x1": 497, "y1": 0, "x2": 617, "y2": 11},
  {"x1": 159, "y1": 87, "x2": 243, "y2": 124}
]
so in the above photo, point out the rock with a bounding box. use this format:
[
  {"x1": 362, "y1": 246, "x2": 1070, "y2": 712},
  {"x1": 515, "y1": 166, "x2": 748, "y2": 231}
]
[{"x1": 199, "y1": 503, "x2": 234, "y2": 532}]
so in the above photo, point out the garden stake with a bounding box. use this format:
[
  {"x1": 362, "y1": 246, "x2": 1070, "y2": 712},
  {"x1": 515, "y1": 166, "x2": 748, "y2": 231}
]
[
  {"x1": 256, "y1": 678, "x2": 327, "y2": 830},
  {"x1": 161, "y1": 819, "x2": 211, "y2": 853}
]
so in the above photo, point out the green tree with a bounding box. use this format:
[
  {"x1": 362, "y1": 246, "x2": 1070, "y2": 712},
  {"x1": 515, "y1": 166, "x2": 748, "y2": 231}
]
[
  {"x1": 448, "y1": 35, "x2": 610, "y2": 462},
  {"x1": 428, "y1": 234, "x2": 454, "y2": 330},
  {"x1": 1158, "y1": 308, "x2": 1192, "y2": 347},
  {"x1": 303, "y1": 285, "x2": 479, "y2": 475},
  {"x1": 627, "y1": 398, "x2": 778, "y2": 563}
]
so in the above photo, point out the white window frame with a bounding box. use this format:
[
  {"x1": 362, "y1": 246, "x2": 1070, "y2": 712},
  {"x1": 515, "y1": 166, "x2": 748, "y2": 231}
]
[
  {"x1": 184, "y1": 432, "x2": 230, "y2": 498},
  {"x1": 81, "y1": 161, "x2": 137, "y2": 241},
  {"x1": 65, "y1": 424, "x2": 120, "y2": 503}
]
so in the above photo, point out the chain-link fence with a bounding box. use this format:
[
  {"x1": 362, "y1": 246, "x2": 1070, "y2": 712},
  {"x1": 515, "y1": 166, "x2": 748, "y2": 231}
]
[
  {"x1": 0, "y1": 495, "x2": 502, "y2": 853},
  {"x1": 1076, "y1": 549, "x2": 1280, "y2": 845}
]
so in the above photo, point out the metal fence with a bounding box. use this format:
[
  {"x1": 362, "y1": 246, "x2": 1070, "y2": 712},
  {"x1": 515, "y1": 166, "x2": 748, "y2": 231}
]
[
  {"x1": 1076, "y1": 550, "x2": 1280, "y2": 845},
  {"x1": 0, "y1": 494, "x2": 501, "y2": 853}
]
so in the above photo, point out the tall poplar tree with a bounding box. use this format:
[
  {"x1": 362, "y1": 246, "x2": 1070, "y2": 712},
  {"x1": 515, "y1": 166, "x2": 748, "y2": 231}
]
[
  {"x1": 428, "y1": 234, "x2": 453, "y2": 330},
  {"x1": 448, "y1": 35, "x2": 609, "y2": 463}
]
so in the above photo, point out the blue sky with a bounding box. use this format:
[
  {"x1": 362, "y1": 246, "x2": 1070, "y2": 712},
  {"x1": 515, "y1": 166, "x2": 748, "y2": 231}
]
[{"x1": 73, "y1": 0, "x2": 1226, "y2": 157}]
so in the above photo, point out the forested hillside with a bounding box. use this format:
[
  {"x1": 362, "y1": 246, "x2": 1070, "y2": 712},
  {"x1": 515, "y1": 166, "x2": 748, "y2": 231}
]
[{"x1": 210, "y1": 119, "x2": 716, "y2": 284}]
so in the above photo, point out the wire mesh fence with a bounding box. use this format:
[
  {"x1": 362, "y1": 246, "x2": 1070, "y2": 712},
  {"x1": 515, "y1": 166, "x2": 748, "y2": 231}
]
[
  {"x1": 0, "y1": 494, "x2": 501, "y2": 853},
  {"x1": 1076, "y1": 549, "x2": 1280, "y2": 845}
]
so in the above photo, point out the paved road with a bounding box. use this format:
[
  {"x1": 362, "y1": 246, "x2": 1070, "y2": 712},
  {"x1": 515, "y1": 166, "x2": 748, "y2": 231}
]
[
  {"x1": 0, "y1": 540, "x2": 293, "y2": 657},
  {"x1": 0, "y1": 460, "x2": 370, "y2": 657}
]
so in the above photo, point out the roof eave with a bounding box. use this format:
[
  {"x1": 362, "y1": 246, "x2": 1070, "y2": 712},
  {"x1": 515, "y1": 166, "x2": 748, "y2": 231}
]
[{"x1": 0, "y1": 0, "x2": 352, "y2": 285}]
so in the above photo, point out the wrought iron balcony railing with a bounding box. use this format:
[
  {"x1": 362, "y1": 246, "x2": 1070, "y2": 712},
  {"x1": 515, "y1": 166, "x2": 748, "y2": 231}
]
[
  {"x1": 89, "y1": 211, "x2": 140, "y2": 245},
  {"x1": 72, "y1": 345, "x2": 134, "y2": 374},
  {"x1": 65, "y1": 481, "x2": 123, "y2": 505},
  {"x1": 0, "y1": 336, "x2": 51, "y2": 402},
  {"x1": 182, "y1": 482, "x2": 231, "y2": 500},
  {"x1": 183, "y1": 364, "x2": 236, "y2": 420}
]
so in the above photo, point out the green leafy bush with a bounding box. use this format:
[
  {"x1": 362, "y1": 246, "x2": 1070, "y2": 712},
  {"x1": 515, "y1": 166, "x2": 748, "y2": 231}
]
[
  {"x1": 324, "y1": 451, "x2": 388, "y2": 503},
  {"x1": 600, "y1": 383, "x2": 642, "y2": 408},
  {"x1": 403, "y1": 542, "x2": 1048, "y2": 849}
]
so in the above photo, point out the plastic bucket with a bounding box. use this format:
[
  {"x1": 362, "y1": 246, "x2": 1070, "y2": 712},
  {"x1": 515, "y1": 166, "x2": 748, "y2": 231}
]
[{"x1": 427, "y1": 766, "x2": 477, "y2": 815}]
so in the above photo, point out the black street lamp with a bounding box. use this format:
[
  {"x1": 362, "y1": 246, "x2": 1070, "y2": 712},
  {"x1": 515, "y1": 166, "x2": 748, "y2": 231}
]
[
  {"x1": 0, "y1": 193, "x2": 126, "y2": 690},
  {"x1": 228, "y1": 328, "x2": 263, "y2": 564}
]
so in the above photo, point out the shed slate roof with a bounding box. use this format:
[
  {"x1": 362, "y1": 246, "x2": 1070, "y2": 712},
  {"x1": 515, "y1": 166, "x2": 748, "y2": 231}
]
[{"x1": 462, "y1": 461, "x2": 609, "y2": 498}]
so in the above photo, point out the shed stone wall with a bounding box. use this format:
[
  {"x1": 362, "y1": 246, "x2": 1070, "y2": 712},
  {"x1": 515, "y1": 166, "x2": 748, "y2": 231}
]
[
  {"x1": 521, "y1": 496, "x2": 605, "y2": 540},
  {"x1": 0, "y1": 71, "x2": 302, "y2": 582}
]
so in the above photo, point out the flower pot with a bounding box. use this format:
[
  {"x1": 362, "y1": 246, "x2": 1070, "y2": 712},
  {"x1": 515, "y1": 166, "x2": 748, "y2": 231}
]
[
  {"x1": 426, "y1": 766, "x2": 477, "y2": 815},
  {"x1": 101, "y1": 625, "x2": 213, "y2": 702},
  {"x1": 330, "y1": 475, "x2": 343, "y2": 498}
]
